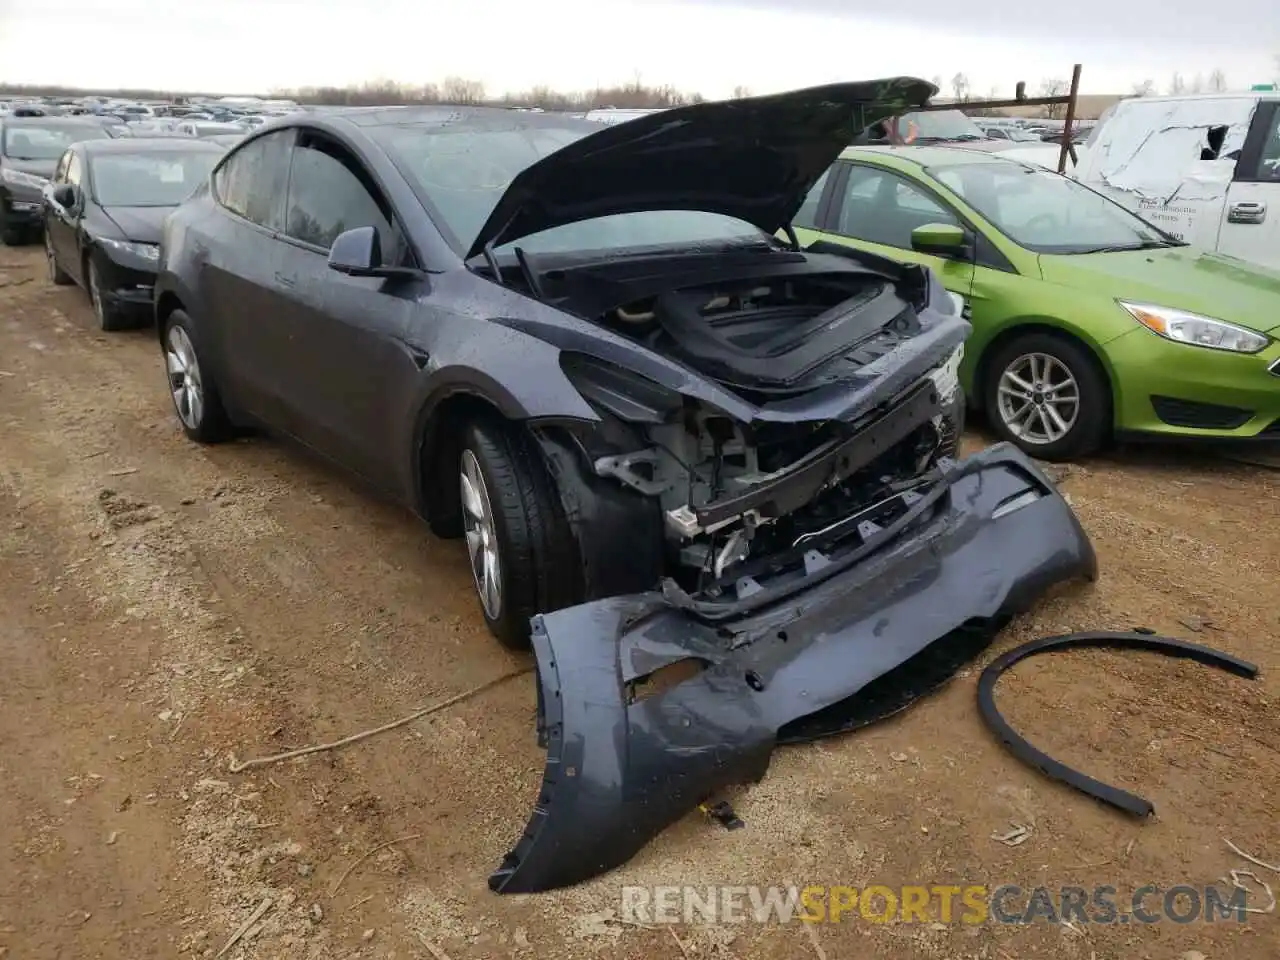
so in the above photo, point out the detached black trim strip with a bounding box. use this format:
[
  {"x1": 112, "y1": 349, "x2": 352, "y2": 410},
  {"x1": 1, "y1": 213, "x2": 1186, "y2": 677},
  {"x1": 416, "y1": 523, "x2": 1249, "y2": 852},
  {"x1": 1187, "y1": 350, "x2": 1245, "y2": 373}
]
[{"x1": 977, "y1": 631, "x2": 1259, "y2": 817}]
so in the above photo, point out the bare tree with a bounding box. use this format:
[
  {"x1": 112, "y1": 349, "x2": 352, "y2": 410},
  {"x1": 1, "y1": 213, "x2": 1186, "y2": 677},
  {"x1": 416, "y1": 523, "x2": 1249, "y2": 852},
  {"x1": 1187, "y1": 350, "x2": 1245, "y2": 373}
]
[
  {"x1": 441, "y1": 76, "x2": 485, "y2": 104},
  {"x1": 930, "y1": 75, "x2": 944, "y2": 95},
  {"x1": 1169, "y1": 72, "x2": 1186, "y2": 95},
  {"x1": 731, "y1": 85, "x2": 752, "y2": 99},
  {"x1": 1037, "y1": 77, "x2": 1068, "y2": 119},
  {"x1": 1131, "y1": 78, "x2": 1155, "y2": 97},
  {"x1": 950, "y1": 73, "x2": 970, "y2": 102},
  {"x1": 1207, "y1": 69, "x2": 1228, "y2": 92},
  {"x1": 0, "y1": 77, "x2": 712, "y2": 110}
]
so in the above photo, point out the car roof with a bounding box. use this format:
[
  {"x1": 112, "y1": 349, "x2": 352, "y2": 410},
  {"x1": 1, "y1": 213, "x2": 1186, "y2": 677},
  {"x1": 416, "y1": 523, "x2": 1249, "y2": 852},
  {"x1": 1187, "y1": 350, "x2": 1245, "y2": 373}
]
[
  {"x1": 840, "y1": 144, "x2": 1031, "y2": 168},
  {"x1": 2, "y1": 116, "x2": 116, "y2": 129},
  {"x1": 1113, "y1": 91, "x2": 1279, "y2": 104},
  {"x1": 289, "y1": 104, "x2": 600, "y2": 135},
  {"x1": 80, "y1": 137, "x2": 226, "y2": 154}
]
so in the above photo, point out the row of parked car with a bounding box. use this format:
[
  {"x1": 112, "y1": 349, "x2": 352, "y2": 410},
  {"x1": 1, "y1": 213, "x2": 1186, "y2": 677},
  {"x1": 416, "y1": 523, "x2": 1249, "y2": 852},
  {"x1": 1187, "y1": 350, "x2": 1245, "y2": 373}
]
[{"x1": 1, "y1": 78, "x2": 1277, "y2": 644}]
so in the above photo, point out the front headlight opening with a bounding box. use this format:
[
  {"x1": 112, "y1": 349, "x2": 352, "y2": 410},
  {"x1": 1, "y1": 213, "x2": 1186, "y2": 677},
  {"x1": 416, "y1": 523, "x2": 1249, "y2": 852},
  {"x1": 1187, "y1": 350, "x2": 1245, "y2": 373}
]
[
  {"x1": 1119, "y1": 300, "x2": 1269, "y2": 354},
  {"x1": 102, "y1": 237, "x2": 160, "y2": 261}
]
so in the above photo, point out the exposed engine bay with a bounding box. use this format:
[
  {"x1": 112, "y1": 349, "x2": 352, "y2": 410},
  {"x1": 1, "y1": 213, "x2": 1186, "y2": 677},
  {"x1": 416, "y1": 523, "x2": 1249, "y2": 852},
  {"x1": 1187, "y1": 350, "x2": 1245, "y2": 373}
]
[{"x1": 553, "y1": 265, "x2": 966, "y2": 593}]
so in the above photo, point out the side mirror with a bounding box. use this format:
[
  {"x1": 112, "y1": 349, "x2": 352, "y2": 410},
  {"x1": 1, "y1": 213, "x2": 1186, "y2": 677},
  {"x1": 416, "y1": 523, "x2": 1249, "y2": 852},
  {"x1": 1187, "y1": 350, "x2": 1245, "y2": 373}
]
[
  {"x1": 327, "y1": 225, "x2": 419, "y2": 279},
  {"x1": 53, "y1": 184, "x2": 78, "y2": 209},
  {"x1": 911, "y1": 222, "x2": 971, "y2": 258},
  {"x1": 327, "y1": 225, "x2": 382, "y2": 276}
]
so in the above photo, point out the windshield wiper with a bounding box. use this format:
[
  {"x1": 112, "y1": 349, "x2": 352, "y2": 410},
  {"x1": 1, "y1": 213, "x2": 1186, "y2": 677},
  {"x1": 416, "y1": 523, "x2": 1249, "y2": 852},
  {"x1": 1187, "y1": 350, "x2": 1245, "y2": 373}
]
[
  {"x1": 1077, "y1": 238, "x2": 1181, "y2": 254},
  {"x1": 911, "y1": 134, "x2": 985, "y2": 144}
]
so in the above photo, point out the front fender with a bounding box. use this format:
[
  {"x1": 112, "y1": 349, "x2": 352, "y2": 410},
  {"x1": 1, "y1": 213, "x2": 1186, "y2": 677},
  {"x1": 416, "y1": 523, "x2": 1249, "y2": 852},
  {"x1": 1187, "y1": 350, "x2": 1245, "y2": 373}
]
[{"x1": 404, "y1": 324, "x2": 603, "y2": 523}]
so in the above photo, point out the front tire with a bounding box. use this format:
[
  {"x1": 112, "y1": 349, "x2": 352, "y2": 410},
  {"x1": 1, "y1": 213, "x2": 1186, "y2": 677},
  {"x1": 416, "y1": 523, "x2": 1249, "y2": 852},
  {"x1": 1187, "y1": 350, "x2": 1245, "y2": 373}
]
[
  {"x1": 982, "y1": 332, "x2": 1109, "y2": 461},
  {"x1": 162, "y1": 310, "x2": 233, "y2": 444},
  {"x1": 459, "y1": 419, "x2": 582, "y2": 649},
  {"x1": 87, "y1": 257, "x2": 128, "y2": 331}
]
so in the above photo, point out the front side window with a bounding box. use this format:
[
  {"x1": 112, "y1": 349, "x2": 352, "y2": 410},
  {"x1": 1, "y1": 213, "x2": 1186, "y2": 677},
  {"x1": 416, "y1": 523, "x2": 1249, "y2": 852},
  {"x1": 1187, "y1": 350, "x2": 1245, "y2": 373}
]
[
  {"x1": 1242, "y1": 106, "x2": 1280, "y2": 181},
  {"x1": 929, "y1": 160, "x2": 1179, "y2": 253},
  {"x1": 833, "y1": 165, "x2": 959, "y2": 249},
  {"x1": 90, "y1": 151, "x2": 221, "y2": 207},
  {"x1": 54, "y1": 149, "x2": 72, "y2": 183},
  {"x1": 66, "y1": 154, "x2": 83, "y2": 186},
  {"x1": 213, "y1": 130, "x2": 292, "y2": 229},
  {"x1": 1, "y1": 124, "x2": 110, "y2": 160},
  {"x1": 283, "y1": 139, "x2": 401, "y2": 261},
  {"x1": 376, "y1": 123, "x2": 765, "y2": 256}
]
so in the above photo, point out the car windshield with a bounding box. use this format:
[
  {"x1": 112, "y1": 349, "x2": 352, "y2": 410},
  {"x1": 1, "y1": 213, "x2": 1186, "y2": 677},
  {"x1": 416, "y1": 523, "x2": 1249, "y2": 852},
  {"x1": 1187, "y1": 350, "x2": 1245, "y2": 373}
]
[
  {"x1": 90, "y1": 151, "x2": 221, "y2": 206},
  {"x1": 928, "y1": 160, "x2": 1181, "y2": 254},
  {"x1": 2, "y1": 124, "x2": 110, "y2": 160},
  {"x1": 378, "y1": 123, "x2": 767, "y2": 256},
  {"x1": 897, "y1": 109, "x2": 986, "y2": 142}
]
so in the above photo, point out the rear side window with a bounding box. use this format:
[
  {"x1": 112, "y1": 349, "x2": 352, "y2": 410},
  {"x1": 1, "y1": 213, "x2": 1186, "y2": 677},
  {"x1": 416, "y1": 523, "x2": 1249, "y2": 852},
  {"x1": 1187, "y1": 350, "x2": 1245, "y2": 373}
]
[
  {"x1": 213, "y1": 130, "x2": 292, "y2": 230},
  {"x1": 283, "y1": 136, "x2": 402, "y2": 261}
]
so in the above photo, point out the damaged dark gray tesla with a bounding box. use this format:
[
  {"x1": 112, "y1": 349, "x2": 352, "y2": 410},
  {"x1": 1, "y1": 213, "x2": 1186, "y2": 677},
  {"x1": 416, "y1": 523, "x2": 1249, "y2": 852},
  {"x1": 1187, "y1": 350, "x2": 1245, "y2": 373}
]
[{"x1": 154, "y1": 77, "x2": 1096, "y2": 894}]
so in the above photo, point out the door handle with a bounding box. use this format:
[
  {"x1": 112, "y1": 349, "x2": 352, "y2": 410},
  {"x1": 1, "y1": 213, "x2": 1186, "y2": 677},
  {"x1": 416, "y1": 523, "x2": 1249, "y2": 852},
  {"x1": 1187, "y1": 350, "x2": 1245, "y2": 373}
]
[
  {"x1": 1227, "y1": 201, "x2": 1266, "y2": 225},
  {"x1": 274, "y1": 272, "x2": 296, "y2": 287}
]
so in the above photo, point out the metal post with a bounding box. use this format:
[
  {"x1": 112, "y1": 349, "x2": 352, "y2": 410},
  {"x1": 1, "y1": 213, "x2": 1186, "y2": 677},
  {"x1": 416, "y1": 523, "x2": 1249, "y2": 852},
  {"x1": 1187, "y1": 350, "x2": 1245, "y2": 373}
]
[{"x1": 1058, "y1": 63, "x2": 1082, "y2": 174}]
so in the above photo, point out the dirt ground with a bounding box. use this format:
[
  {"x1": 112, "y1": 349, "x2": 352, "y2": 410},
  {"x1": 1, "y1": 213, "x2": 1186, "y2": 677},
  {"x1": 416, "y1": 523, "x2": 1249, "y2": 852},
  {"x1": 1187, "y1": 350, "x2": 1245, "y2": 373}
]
[{"x1": 1, "y1": 244, "x2": 1277, "y2": 960}]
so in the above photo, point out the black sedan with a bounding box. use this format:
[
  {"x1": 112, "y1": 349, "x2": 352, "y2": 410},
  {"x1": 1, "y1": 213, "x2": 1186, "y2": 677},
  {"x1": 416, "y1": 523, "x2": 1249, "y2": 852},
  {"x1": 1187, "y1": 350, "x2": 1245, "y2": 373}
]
[
  {"x1": 43, "y1": 137, "x2": 225, "y2": 330},
  {"x1": 0, "y1": 116, "x2": 117, "y2": 244}
]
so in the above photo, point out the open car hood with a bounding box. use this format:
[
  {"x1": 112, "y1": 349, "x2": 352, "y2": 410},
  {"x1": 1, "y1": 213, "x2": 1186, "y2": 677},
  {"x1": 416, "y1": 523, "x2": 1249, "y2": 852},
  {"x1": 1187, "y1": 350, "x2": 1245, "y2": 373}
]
[{"x1": 465, "y1": 77, "x2": 936, "y2": 261}]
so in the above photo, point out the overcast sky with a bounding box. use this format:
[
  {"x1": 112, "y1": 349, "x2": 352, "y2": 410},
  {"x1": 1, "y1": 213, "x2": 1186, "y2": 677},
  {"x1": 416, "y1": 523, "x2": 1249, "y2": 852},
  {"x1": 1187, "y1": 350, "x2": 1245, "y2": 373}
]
[{"x1": 2, "y1": 0, "x2": 1277, "y2": 98}]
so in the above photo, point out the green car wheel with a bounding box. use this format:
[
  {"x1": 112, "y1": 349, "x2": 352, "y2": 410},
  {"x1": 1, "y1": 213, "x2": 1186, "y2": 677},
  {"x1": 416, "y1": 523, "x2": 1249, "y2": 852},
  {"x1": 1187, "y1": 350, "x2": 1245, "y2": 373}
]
[{"x1": 982, "y1": 332, "x2": 1110, "y2": 462}]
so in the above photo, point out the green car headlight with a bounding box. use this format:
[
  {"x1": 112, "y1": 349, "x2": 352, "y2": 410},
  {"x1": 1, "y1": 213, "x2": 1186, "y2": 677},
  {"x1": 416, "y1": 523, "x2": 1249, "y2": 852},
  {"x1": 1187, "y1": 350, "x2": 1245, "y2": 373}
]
[{"x1": 1119, "y1": 300, "x2": 1269, "y2": 354}]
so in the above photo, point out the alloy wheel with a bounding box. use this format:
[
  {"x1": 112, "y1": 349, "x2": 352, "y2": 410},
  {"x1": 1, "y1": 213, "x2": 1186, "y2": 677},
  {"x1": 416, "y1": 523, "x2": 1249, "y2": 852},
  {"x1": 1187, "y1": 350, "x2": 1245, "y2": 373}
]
[
  {"x1": 996, "y1": 352, "x2": 1080, "y2": 446},
  {"x1": 165, "y1": 325, "x2": 205, "y2": 430},
  {"x1": 460, "y1": 449, "x2": 502, "y2": 620}
]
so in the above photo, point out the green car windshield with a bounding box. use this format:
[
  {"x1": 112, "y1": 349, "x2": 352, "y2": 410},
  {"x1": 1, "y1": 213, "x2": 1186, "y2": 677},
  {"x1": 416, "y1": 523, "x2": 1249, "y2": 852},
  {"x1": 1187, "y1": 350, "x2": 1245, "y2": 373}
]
[{"x1": 926, "y1": 160, "x2": 1182, "y2": 255}]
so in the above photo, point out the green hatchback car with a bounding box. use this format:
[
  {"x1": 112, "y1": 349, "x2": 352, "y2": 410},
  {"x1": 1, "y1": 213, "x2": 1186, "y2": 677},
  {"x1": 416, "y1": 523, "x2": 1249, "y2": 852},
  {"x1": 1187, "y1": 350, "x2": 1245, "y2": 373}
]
[{"x1": 794, "y1": 145, "x2": 1280, "y2": 460}]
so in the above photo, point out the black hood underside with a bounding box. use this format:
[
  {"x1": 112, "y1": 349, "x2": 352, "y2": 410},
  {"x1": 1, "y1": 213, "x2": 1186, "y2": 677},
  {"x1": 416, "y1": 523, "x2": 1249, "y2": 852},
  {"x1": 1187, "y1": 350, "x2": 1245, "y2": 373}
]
[{"x1": 466, "y1": 77, "x2": 937, "y2": 259}]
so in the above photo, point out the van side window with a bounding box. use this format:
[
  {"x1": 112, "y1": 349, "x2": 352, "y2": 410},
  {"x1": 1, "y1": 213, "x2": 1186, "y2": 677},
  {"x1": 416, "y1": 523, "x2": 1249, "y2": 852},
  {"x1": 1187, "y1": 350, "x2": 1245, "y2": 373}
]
[{"x1": 1243, "y1": 108, "x2": 1280, "y2": 180}]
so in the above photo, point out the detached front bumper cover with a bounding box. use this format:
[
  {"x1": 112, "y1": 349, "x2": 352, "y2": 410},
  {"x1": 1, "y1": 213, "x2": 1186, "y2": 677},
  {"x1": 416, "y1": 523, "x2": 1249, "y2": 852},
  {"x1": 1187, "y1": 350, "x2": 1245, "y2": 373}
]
[{"x1": 490, "y1": 442, "x2": 1098, "y2": 894}]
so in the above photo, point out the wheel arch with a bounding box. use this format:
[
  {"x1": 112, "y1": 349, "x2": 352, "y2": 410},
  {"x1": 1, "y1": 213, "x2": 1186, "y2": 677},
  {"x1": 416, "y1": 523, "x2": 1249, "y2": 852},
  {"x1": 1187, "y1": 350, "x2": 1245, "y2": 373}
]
[
  {"x1": 155, "y1": 290, "x2": 185, "y2": 341},
  {"x1": 972, "y1": 319, "x2": 1118, "y2": 422},
  {"x1": 409, "y1": 355, "x2": 603, "y2": 532},
  {"x1": 413, "y1": 388, "x2": 525, "y2": 537}
]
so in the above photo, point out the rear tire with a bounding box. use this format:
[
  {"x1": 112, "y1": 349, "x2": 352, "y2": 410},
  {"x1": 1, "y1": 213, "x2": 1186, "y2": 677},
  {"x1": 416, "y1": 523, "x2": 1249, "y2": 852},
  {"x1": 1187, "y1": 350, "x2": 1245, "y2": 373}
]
[
  {"x1": 162, "y1": 309, "x2": 234, "y2": 444},
  {"x1": 0, "y1": 210, "x2": 25, "y2": 246},
  {"x1": 459, "y1": 418, "x2": 582, "y2": 649},
  {"x1": 46, "y1": 232, "x2": 72, "y2": 285},
  {"x1": 982, "y1": 331, "x2": 1109, "y2": 462}
]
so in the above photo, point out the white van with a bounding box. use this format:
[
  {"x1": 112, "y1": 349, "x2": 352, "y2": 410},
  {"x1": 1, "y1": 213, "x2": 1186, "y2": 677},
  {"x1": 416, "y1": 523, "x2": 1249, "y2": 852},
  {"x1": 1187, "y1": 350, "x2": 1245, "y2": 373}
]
[{"x1": 1073, "y1": 90, "x2": 1280, "y2": 269}]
